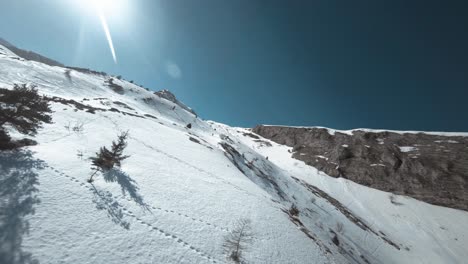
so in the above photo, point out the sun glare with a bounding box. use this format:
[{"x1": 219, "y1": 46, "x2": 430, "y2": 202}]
[
  {"x1": 71, "y1": 0, "x2": 129, "y2": 64},
  {"x1": 89, "y1": 0, "x2": 113, "y2": 11},
  {"x1": 73, "y1": 0, "x2": 128, "y2": 17}
]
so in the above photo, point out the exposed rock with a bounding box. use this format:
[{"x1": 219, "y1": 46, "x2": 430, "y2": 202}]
[
  {"x1": 253, "y1": 125, "x2": 468, "y2": 211},
  {"x1": 189, "y1": 136, "x2": 200, "y2": 144},
  {"x1": 154, "y1": 89, "x2": 197, "y2": 116},
  {"x1": 105, "y1": 78, "x2": 124, "y2": 94}
]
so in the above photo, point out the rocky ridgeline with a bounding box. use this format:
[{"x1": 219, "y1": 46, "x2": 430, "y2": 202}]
[{"x1": 253, "y1": 125, "x2": 468, "y2": 211}]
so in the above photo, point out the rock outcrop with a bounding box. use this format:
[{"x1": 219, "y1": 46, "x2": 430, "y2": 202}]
[
  {"x1": 154, "y1": 89, "x2": 197, "y2": 116},
  {"x1": 253, "y1": 125, "x2": 468, "y2": 211}
]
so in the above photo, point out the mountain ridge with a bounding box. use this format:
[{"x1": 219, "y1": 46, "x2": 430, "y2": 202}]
[
  {"x1": 0, "y1": 37, "x2": 64, "y2": 67},
  {"x1": 1, "y1": 43, "x2": 467, "y2": 264},
  {"x1": 253, "y1": 125, "x2": 468, "y2": 211}
]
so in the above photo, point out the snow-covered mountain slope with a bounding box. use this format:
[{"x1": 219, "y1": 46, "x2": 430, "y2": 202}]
[{"x1": 1, "y1": 44, "x2": 467, "y2": 264}]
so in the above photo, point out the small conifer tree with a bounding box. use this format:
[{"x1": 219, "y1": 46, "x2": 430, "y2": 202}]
[
  {"x1": 0, "y1": 84, "x2": 52, "y2": 149},
  {"x1": 88, "y1": 131, "x2": 130, "y2": 182}
]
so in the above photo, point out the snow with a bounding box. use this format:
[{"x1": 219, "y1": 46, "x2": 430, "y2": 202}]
[
  {"x1": 261, "y1": 125, "x2": 468, "y2": 137},
  {"x1": 232, "y1": 127, "x2": 468, "y2": 264},
  {"x1": 315, "y1": 155, "x2": 329, "y2": 161},
  {"x1": 1, "y1": 44, "x2": 468, "y2": 264},
  {"x1": 399, "y1": 146, "x2": 418, "y2": 153},
  {"x1": 0, "y1": 44, "x2": 19, "y2": 58},
  {"x1": 435, "y1": 140, "x2": 459, "y2": 144}
]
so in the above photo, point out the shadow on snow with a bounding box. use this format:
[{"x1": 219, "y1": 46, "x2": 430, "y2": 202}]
[
  {"x1": 89, "y1": 185, "x2": 130, "y2": 230},
  {"x1": 89, "y1": 168, "x2": 150, "y2": 229},
  {"x1": 103, "y1": 168, "x2": 148, "y2": 209},
  {"x1": 0, "y1": 150, "x2": 43, "y2": 264}
]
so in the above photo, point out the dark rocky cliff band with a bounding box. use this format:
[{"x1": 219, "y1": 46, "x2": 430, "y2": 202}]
[{"x1": 253, "y1": 125, "x2": 468, "y2": 211}]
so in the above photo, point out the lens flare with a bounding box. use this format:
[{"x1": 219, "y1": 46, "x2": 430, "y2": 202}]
[
  {"x1": 98, "y1": 11, "x2": 117, "y2": 63},
  {"x1": 71, "y1": 0, "x2": 124, "y2": 64}
]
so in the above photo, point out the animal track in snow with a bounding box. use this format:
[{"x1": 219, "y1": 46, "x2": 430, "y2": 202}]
[
  {"x1": 46, "y1": 165, "x2": 222, "y2": 263},
  {"x1": 130, "y1": 136, "x2": 265, "y2": 201},
  {"x1": 114, "y1": 195, "x2": 229, "y2": 232}
]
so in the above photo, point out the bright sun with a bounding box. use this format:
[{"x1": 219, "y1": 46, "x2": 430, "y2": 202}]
[
  {"x1": 71, "y1": 0, "x2": 130, "y2": 64},
  {"x1": 88, "y1": 0, "x2": 114, "y2": 11},
  {"x1": 73, "y1": 0, "x2": 128, "y2": 16}
]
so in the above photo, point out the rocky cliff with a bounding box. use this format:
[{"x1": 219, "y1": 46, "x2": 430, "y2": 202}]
[{"x1": 252, "y1": 125, "x2": 468, "y2": 211}]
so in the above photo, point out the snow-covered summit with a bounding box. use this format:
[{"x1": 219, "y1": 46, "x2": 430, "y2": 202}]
[{"x1": 1, "y1": 43, "x2": 467, "y2": 264}]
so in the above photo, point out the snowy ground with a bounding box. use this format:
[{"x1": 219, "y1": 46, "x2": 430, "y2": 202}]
[{"x1": 1, "y1": 44, "x2": 467, "y2": 264}]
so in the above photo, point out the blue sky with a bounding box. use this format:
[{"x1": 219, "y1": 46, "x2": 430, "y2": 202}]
[{"x1": 1, "y1": 0, "x2": 467, "y2": 131}]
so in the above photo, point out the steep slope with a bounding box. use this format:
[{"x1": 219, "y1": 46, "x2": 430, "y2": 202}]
[
  {"x1": 252, "y1": 125, "x2": 468, "y2": 211},
  {"x1": 154, "y1": 89, "x2": 197, "y2": 116},
  {"x1": 1, "y1": 44, "x2": 467, "y2": 264},
  {"x1": 0, "y1": 38, "x2": 64, "y2": 67}
]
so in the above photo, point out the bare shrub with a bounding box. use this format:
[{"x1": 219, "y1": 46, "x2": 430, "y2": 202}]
[
  {"x1": 223, "y1": 218, "x2": 254, "y2": 263},
  {"x1": 77, "y1": 150, "x2": 84, "y2": 160},
  {"x1": 289, "y1": 204, "x2": 299, "y2": 217},
  {"x1": 65, "y1": 121, "x2": 84, "y2": 134},
  {"x1": 72, "y1": 122, "x2": 84, "y2": 133}
]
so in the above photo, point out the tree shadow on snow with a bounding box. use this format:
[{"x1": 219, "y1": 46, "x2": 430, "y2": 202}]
[
  {"x1": 90, "y1": 185, "x2": 130, "y2": 230},
  {"x1": 0, "y1": 150, "x2": 43, "y2": 264},
  {"x1": 103, "y1": 168, "x2": 149, "y2": 210}
]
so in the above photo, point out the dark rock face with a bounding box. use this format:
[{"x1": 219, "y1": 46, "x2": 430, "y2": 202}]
[{"x1": 252, "y1": 125, "x2": 468, "y2": 211}]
